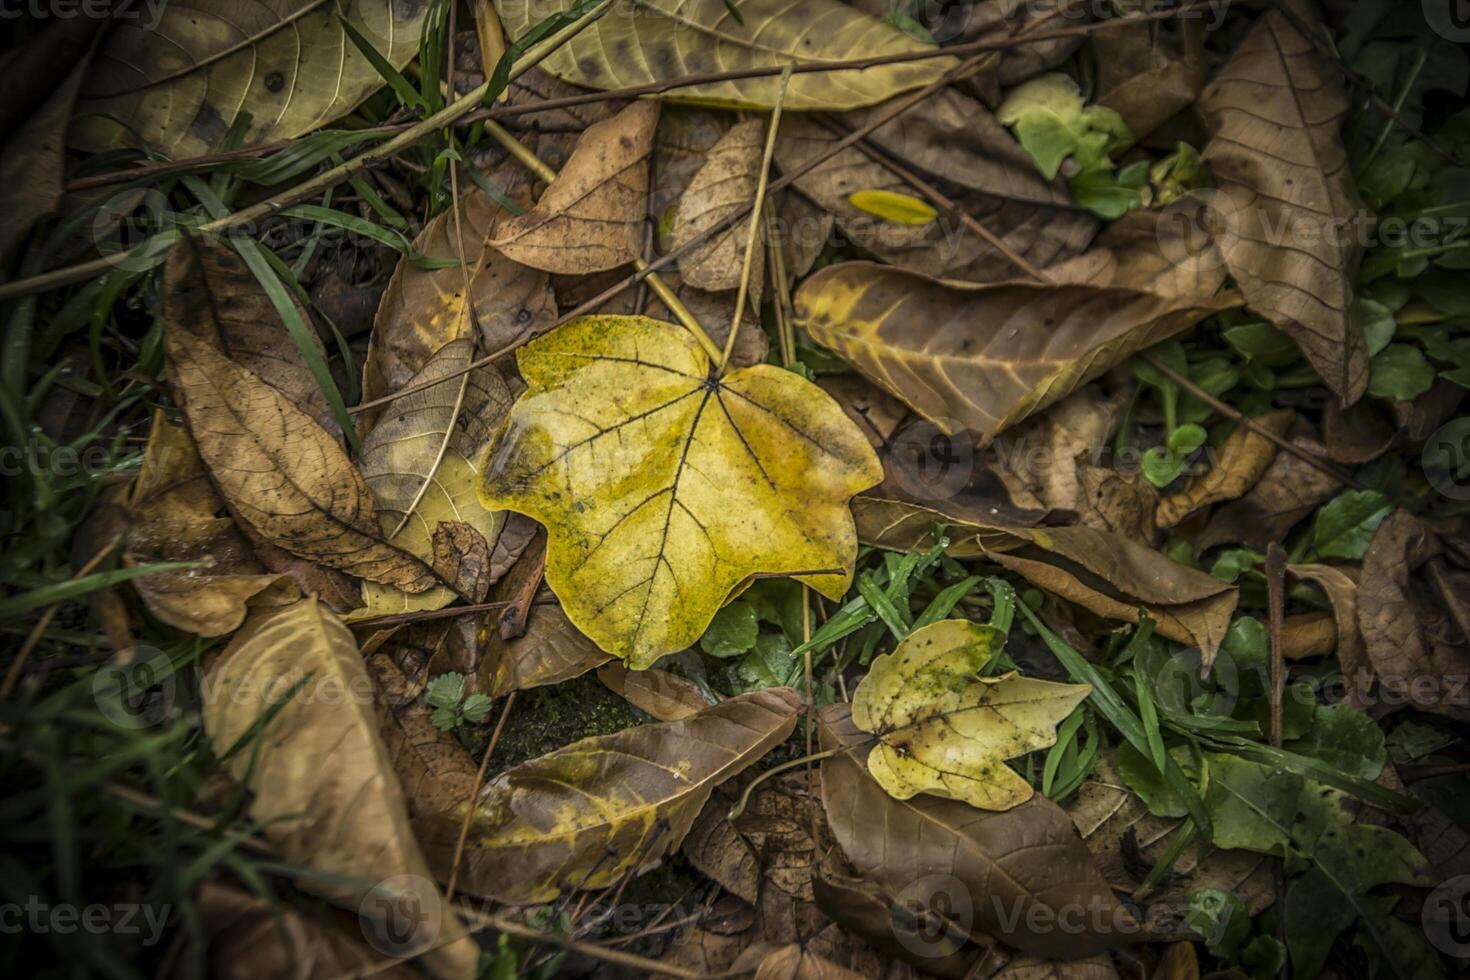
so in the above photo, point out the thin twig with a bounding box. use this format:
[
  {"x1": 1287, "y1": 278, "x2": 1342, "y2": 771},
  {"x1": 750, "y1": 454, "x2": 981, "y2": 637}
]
[{"x1": 444, "y1": 690, "x2": 516, "y2": 902}]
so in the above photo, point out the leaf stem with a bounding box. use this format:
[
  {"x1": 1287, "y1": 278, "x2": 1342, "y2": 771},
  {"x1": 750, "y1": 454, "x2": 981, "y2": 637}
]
[{"x1": 727, "y1": 745, "x2": 846, "y2": 820}]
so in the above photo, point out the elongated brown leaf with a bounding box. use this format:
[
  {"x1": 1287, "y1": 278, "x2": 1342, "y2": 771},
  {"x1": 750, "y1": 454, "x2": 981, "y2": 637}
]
[
  {"x1": 819, "y1": 703, "x2": 1135, "y2": 959},
  {"x1": 454, "y1": 686, "x2": 801, "y2": 902},
  {"x1": 202, "y1": 599, "x2": 478, "y2": 980},
  {"x1": 775, "y1": 87, "x2": 1096, "y2": 282},
  {"x1": 165, "y1": 323, "x2": 440, "y2": 594},
  {"x1": 1199, "y1": 8, "x2": 1369, "y2": 403},
  {"x1": 0, "y1": 54, "x2": 89, "y2": 266},
  {"x1": 72, "y1": 0, "x2": 425, "y2": 156},
  {"x1": 490, "y1": 101, "x2": 659, "y2": 273},
  {"x1": 165, "y1": 236, "x2": 339, "y2": 435},
  {"x1": 356, "y1": 339, "x2": 515, "y2": 616},
  {"x1": 796, "y1": 260, "x2": 1236, "y2": 443},
  {"x1": 1289, "y1": 563, "x2": 1369, "y2": 708},
  {"x1": 497, "y1": 0, "x2": 953, "y2": 111},
  {"x1": 363, "y1": 166, "x2": 554, "y2": 425},
  {"x1": 673, "y1": 117, "x2": 765, "y2": 297},
  {"x1": 1155, "y1": 409, "x2": 1295, "y2": 528},
  {"x1": 124, "y1": 411, "x2": 297, "y2": 636},
  {"x1": 854, "y1": 497, "x2": 1238, "y2": 660}
]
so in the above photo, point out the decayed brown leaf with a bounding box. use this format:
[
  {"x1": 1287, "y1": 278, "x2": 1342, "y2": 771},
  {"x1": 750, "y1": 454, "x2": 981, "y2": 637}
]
[
  {"x1": 1199, "y1": 8, "x2": 1369, "y2": 404},
  {"x1": 795, "y1": 260, "x2": 1235, "y2": 443},
  {"x1": 991, "y1": 385, "x2": 1127, "y2": 516},
  {"x1": 1193, "y1": 426, "x2": 1340, "y2": 554},
  {"x1": 819, "y1": 703, "x2": 1135, "y2": 958},
  {"x1": 164, "y1": 237, "x2": 339, "y2": 435},
  {"x1": 854, "y1": 497, "x2": 1238, "y2": 660},
  {"x1": 775, "y1": 87, "x2": 1096, "y2": 283},
  {"x1": 993, "y1": 954, "x2": 1121, "y2": 980},
  {"x1": 201, "y1": 599, "x2": 478, "y2": 980},
  {"x1": 598, "y1": 663, "x2": 713, "y2": 721},
  {"x1": 356, "y1": 338, "x2": 515, "y2": 615},
  {"x1": 673, "y1": 118, "x2": 766, "y2": 298},
  {"x1": 1094, "y1": 16, "x2": 1208, "y2": 139},
  {"x1": 490, "y1": 101, "x2": 660, "y2": 273},
  {"x1": 1288, "y1": 563, "x2": 1370, "y2": 709},
  {"x1": 0, "y1": 55, "x2": 89, "y2": 266},
  {"x1": 195, "y1": 883, "x2": 421, "y2": 980},
  {"x1": 1155, "y1": 408, "x2": 1295, "y2": 528},
  {"x1": 362, "y1": 165, "x2": 553, "y2": 424},
  {"x1": 165, "y1": 321, "x2": 440, "y2": 595},
  {"x1": 124, "y1": 412, "x2": 297, "y2": 636},
  {"x1": 454, "y1": 687, "x2": 802, "y2": 902},
  {"x1": 1358, "y1": 512, "x2": 1470, "y2": 722}
]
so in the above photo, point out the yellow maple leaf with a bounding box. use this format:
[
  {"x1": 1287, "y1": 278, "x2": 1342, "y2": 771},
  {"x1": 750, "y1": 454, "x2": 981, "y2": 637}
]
[
  {"x1": 477, "y1": 315, "x2": 882, "y2": 668},
  {"x1": 852, "y1": 619, "x2": 1092, "y2": 811}
]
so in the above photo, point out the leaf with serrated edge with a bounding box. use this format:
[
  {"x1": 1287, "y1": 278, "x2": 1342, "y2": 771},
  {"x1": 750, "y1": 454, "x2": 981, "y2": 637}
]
[
  {"x1": 477, "y1": 315, "x2": 882, "y2": 668},
  {"x1": 72, "y1": 0, "x2": 426, "y2": 157},
  {"x1": 356, "y1": 339, "x2": 514, "y2": 618},
  {"x1": 165, "y1": 324, "x2": 440, "y2": 594},
  {"x1": 852, "y1": 619, "x2": 1091, "y2": 810},
  {"x1": 1199, "y1": 9, "x2": 1368, "y2": 404},
  {"x1": 795, "y1": 260, "x2": 1236, "y2": 443},
  {"x1": 456, "y1": 686, "x2": 801, "y2": 902},
  {"x1": 202, "y1": 599, "x2": 478, "y2": 980},
  {"x1": 490, "y1": 101, "x2": 659, "y2": 274},
  {"x1": 497, "y1": 0, "x2": 955, "y2": 111},
  {"x1": 819, "y1": 702, "x2": 1135, "y2": 958}
]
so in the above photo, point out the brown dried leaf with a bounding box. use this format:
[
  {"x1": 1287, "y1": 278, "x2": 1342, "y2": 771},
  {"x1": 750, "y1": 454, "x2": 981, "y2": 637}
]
[
  {"x1": 1289, "y1": 563, "x2": 1370, "y2": 709},
  {"x1": 490, "y1": 101, "x2": 659, "y2": 273},
  {"x1": 673, "y1": 118, "x2": 765, "y2": 298},
  {"x1": 819, "y1": 703, "x2": 1135, "y2": 958},
  {"x1": 853, "y1": 497, "x2": 1238, "y2": 660},
  {"x1": 795, "y1": 260, "x2": 1236, "y2": 443},
  {"x1": 992, "y1": 954, "x2": 1120, "y2": 980},
  {"x1": 775, "y1": 88, "x2": 1096, "y2": 283},
  {"x1": 0, "y1": 55, "x2": 89, "y2": 266},
  {"x1": 1199, "y1": 8, "x2": 1369, "y2": 403},
  {"x1": 165, "y1": 321, "x2": 440, "y2": 594},
  {"x1": 598, "y1": 663, "x2": 713, "y2": 721},
  {"x1": 124, "y1": 411, "x2": 297, "y2": 636},
  {"x1": 454, "y1": 687, "x2": 802, "y2": 903},
  {"x1": 1094, "y1": 16, "x2": 1208, "y2": 139},
  {"x1": 201, "y1": 599, "x2": 478, "y2": 980},
  {"x1": 1193, "y1": 428, "x2": 1340, "y2": 554},
  {"x1": 1155, "y1": 409, "x2": 1295, "y2": 528}
]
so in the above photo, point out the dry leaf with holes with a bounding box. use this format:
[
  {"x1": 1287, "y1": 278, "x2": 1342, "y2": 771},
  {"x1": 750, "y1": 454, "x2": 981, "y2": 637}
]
[
  {"x1": 490, "y1": 101, "x2": 659, "y2": 274},
  {"x1": 202, "y1": 599, "x2": 478, "y2": 980},
  {"x1": 355, "y1": 339, "x2": 514, "y2": 617},
  {"x1": 851, "y1": 619, "x2": 1090, "y2": 810},
  {"x1": 454, "y1": 686, "x2": 801, "y2": 903},
  {"x1": 165, "y1": 321, "x2": 441, "y2": 595},
  {"x1": 1199, "y1": 8, "x2": 1369, "y2": 404},
  {"x1": 477, "y1": 315, "x2": 881, "y2": 668},
  {"x1": 673, "y1": 117, "x2": 765, "y2": 298},
  {"x1": 497, "y1": 0, "x2": 954, "y2": 111},
  {"x1": 795, "y1": 260, "x2": 1236, "y2": 443}
]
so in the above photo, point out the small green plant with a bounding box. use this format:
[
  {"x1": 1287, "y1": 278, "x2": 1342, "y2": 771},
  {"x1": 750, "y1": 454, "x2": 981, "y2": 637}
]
[{"x1": 425, "y1": 672, "x2": 494, "y2": 731}]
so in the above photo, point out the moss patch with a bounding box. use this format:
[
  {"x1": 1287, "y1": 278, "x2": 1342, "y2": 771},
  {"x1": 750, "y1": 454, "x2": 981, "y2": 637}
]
[{"x1": 482, "y1": 672, "x2": 649, "y2": 771}]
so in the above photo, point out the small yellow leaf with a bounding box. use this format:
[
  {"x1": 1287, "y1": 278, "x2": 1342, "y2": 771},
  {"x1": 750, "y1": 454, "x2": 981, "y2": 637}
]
[
  {"x1": 477, "y1": 315, "x2": 882, "y2": 668},
  {"x1": 847, "y1": 189, "x2": 938, "y2": 226},
  {"x1": 852, "y1": 619, "x2": 1091, "y2": 811}
]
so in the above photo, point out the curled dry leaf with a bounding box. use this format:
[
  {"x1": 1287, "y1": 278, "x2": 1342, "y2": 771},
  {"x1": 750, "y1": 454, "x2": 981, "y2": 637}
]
[
  {"x1": 201, "y1": 599, "x2": 478, "y2": 980},
  {"x1": 598, "y1": 662, "x2": 713, "y2": 721},
  {"x1": 673, "y1": 118, "x2": 765, "y2": 298},
  {"x1": 1194, "y1": 427, "x2": 1340, "y2": 554},
  {"x1": 124, "y1": 412, "x2": 297, "y2": 636},
  {"x1": 165, "y1": 320, "x2": 439, "y2": 595},
  {"x1": 497, "y1": 0, "x2": 954, "y2": 111},
  {"x1": 1289, "y1": 565, "x2": 1366, "y2": 715},
  {"x1": 1357, "y1": 512, "x2": 1470, "y2": 722},
  {"x1": 489, "y1": 101, "x2": 660, "y2": 274},
  {"x1": 819, "y1": 703, "x2": 1135, "y2": 959},
  {"x1": 853, "y1": 497, "x2": 1238, "y2": 661},
  {"x1": 477, "y1": 315, "x2": 881, "y2": 668},
  {"x1": 1199, "y1": 8, "x2": 1369, "y2": 404},
  {"x1": 72, "y1": 0, "x2": 425, "y2": 156},
  {"x1": 362, "y1": 167, "x2": 555, "y2": 424},
  {"x1": 775, "y1": 87, "x2": 1096, "y2": 283},
  {"x1": 1155, "y1": 409, "x2": 1295, "y2": 528},
  {"x1": 164, "y1": 237, "x2": 339, "y2": 435},
  {"x1": 196, "y1": 883, "x2": 421, "y2": 980},
  {"x1": 454, "y1": 686, "x2": 802, "y2": 903},
  {"x1": 851, "y1": 619, "x2": 1091, "y2": 811},
  {"x1": 356, "y1": 338, "x2": 514, "y2": 617},
  {"x1": 795, "y1": 260, "x2": 1236, "y2": 443}
]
